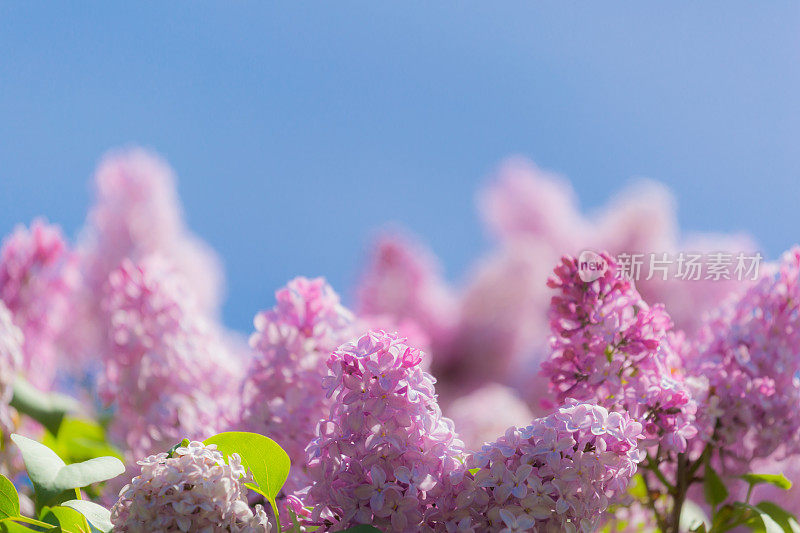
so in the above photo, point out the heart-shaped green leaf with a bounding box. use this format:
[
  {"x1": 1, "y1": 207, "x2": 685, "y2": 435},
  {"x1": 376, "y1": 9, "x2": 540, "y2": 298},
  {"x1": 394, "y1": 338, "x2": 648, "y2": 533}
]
[
  {"x1": 10, "y1": 434, "x2": 124, "y2": 510},
  {"x1": 0, "y1": 475, "x2": 19, "y2": 520},
  {"x1": 62, "y1": 500, "x2": 113, "y2": 533},
  {"x1": 742, "y1": 473, "x2": 793, "y2": 491},
  {"x1": 203, "y1": 432, "x2": 290, "y2": 501},
  {"x1": 735, "y1": 502, "x2": 784, "y2": 533}
]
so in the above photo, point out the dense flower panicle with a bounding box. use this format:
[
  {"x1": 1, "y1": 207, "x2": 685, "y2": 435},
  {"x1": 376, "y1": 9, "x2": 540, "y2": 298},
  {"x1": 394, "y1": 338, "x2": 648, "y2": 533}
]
[
  {"x1": 446, "y1": 384, "x2": 534, "y2": 451},
  {"x1": 0, "y1": 302, "x2": 23, "y2": 435},
  {"x1": 98, "y1": 256, "x2": 240, "y2": 461},
  {"x1": 357, "y1": 233, "x2": 457, "y2": 354},
  {"x1": 111, "y1": 441, "x2": 270, "y2": 532},
  {"x1": 240, "y1": 277, "x2": 356, "y2": 492},
  {"x1": 80, "y1": 148, "x2": 223, "y2": 315},
  {"x1": 689, "y1": 247, "x2": 800, "y2": 471},
  {"x1": 439, "y1": 401, "x2": 645, "y2": 533},
  {"x1": 304, "y1": 330, "x2": 464, "y2": 532},
  {"x1": 0, "y1": 220, "x2": 77, "y2": 388},
  {"x1": 479, "y1": 159, "x2": 753, "y2": 335},
  {"x1": 541, "y1": 253, "x2": 698, "y2": 453}
]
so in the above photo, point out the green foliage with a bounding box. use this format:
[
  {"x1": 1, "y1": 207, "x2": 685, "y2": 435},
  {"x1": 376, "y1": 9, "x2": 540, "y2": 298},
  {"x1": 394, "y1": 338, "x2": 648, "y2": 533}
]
[
  {"x1": 42, "y1": 417, "x2": 122, "y2": 465},
  {"x1": 9, "y1": 380, "x2": 79, "y2": 436},
  {"x1": 742, "y1": 474, "x2": 793, "y2": 492},
  {"x1": 10, "y1": 434, "x2": 124, "y2": 511},
  {"x1": 0, "y1": 476, "x2": 19, "y2": 520},
  {"x1": 704, "y1": 463, "x2": 729, "y2": 508},
  {"x1": 62, "y1": 500, "x2": 113, "y2": 533},
  {"x1": 203, "y1": 432, "x2": 291, "y2": 532},
  {"x1": 42, "y1": 505, "x2": 90, "y2": 533}
]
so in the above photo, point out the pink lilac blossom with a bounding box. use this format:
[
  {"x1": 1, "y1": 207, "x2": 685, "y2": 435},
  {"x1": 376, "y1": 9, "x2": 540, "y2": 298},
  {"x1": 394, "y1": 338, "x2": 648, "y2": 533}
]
[
  {"x1": 80, "y1": 148, "x2": 224, "y2": 316},
  {"x1": 303, "y1": 330, "x2": 464, "y2": 532},
  {"x1": 446, "y1": 384, "x2": 534, "y2": 451},
  {"x1": 541, "y1": 253, "x2": 699, "y2": 454},
  {"x1": 437, "y1": 400, "x2": 645, "y2": 532},
  {"x1": 110, "y1": 441, "x2": 270, "y2": 532},
  {"x1": 0, "y1": 301, "x2": 22, "y2": 436},
  {"x1": 688, "y1": 247, "x2": 800, "y2": 472},
  {"x1": 0, "y1": 220, "x2": 77, "y2": 389},
  {"x1": 98, "y1": 255, "x2": 240, "y2": 462},
  {"x1": 239, "y1": 277, "x2": 356, "y2": 493},
  {"x1": 357, "y1": 232, "x2": 457, "y2": 356},
  {"x1": 478, "y1": 158, "x2": 754, "y2": 335}
]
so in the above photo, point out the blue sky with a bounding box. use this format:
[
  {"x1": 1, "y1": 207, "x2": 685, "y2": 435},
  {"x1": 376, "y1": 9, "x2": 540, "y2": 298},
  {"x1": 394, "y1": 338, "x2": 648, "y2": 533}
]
[{"x1": 1, "y1": 2, "x2": 799, "y2": 331}]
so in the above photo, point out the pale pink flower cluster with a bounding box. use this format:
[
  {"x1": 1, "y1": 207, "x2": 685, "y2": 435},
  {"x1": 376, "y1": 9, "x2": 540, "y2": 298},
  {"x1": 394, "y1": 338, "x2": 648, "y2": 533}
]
[
  {"x1": 689, "y1": 247, "x2": 800, "y2": 471},
  {"x1": 0, "y1": 301, "x2": 22, "y2": 435},
  {"x1": 541, "y1": 253, "x2": 699, "y2": 453},
  {"x1": 111, "y1": 441, "x2": 270, "y2": 532},
  {"x1": 304, "y1": 330, "x2": 464, "y2": 532},
  {"x1": 446, "y1": 401, "x2": 645, "y2": 533},
  {"x1": 98, "y1": 256, "x2": 240, "y2": 461},
  {"x1": 80, "y1": 149, "x2": 223, "y2": 314},
  {"x1": 355, "y1": 158, "x2": 754, "y2": 408},
  {"x1": 0, "y1": 220, "x2": 77, "y2": 389},
  {"x1": 239, "y1": 277, "x2": 356, "y2": 492}
]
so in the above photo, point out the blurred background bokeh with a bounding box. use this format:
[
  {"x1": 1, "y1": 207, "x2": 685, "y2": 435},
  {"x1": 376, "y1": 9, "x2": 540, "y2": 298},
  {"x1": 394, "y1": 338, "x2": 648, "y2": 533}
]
[{"x1": 2, "y1": 2, "x2": 799, "y2": 331}]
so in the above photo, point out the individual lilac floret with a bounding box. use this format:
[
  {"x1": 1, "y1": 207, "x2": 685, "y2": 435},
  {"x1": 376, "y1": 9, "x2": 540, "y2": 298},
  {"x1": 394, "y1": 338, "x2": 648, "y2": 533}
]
[
  {"x1": 0, "y1": 301, "x2": 22, "y2": 436},
  {"x1": 0, "y1": 219, "x2": 77, "y2": 388},
  {"x1": 304, "y1": 330, "x2": 464, "y2": 532},
  {"x1": 357, "y1": 232, "x2": 457, "y2": 354},
  {"x1": 240, "y1": 277, "x2": 356, "y2": 492},
  {"x1": 445, "y1": 401, "x2": 645, "y2": 532},
  {"x1": 80, "y1": 148, "x2": 223, "y2": 315},
  {"x1": 689, "y1": 247, "x2": 800, "y2": 471},
  {"x1": 111, "y1": 441, "x2": 270, "y2": 532},
  {"x1": 541, "y1": 253, "x2": 698, "y2": 454},
  {"x1": 98, "y1": 255, "x2": 239, "y2": 461}
]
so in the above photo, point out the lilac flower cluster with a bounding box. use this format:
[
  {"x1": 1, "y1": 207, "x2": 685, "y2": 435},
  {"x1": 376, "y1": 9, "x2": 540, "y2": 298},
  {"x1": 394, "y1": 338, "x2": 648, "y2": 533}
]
[
  {"x1": 304, "y1": 330, "x2": 464, "y2": 532},
  {"x1": 448, "y1": 401, "x2": 645, "y2": 532},
  {"x1": 689, "y1": 246, "x2": 800, "y2": 471},
  {"x1": 239, "y1": 277, "x2": 356, "y2": 492},
  {"x1": 111, "y1": 441, "x2": 270, "y2": 532},
  {"x1": 0, "y1": 220, "x2": 77, "y2": 389},
  {"x1": 98, "y1": 256, "x2": 240, "y2": 461},
  {"x1": 541, "y1": 253, "x2": 699, "y2": 453},
  {"x1": 0, "y1": 301, "x2": 22, "y2": 436}
]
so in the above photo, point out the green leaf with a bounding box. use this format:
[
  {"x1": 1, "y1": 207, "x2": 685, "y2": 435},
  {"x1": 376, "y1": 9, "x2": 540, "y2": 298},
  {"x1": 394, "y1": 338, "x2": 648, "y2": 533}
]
[
  {"x1": 10, "y1": 434, "x2": 124, "y2": 510},
  {"x1": 467, "y1": 467, "x2": 480, "y2": 476},
  {"x1": 0, "y1": 520, "x2": 35, "y2": 532},
  {"x1": 203, "y1": 432, "x2": 290, "y2": 500},
  {"x1": 9, "y1": 380, "x2": 78, "y2": 436},
  {"x1": 742, "y1": 473, "x2": 793, "y2": 491},
  {"x1": 628, "y1": 474, "x2": 648, "y2": 501},
  {"x1": 42, "y1": 418, "x2": 122, "y2": 464},
  {"x1": 735, "y1": 502, "x2": 784, "y2": 533},
  {"x1": 42, "y1": 506, "x2": 89, "y2": 533},
  {"x1": 704, "y1": 462, "x2": 729, "y2": 507},
  {"x1": 0, "y1": 475, "x2": 19, "y2": 520},
  {"x1": 756, "y1": 502, "x2": 800, "y2": 533},
  {"x1": 340, "y1": 527, "x2": 383, "y2": 533},
  {"x1": 62, "y1": 500, "x2": 113, "y2": 533}
]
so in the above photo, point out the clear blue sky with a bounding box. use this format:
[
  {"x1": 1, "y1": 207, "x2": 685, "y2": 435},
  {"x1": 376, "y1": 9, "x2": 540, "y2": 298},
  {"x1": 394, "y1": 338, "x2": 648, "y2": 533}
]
[{"x1": 2, "y1": 3, "x2": 799, "y2": 331}]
